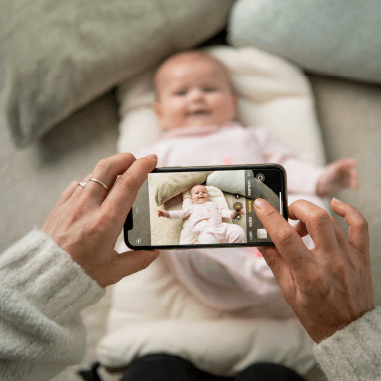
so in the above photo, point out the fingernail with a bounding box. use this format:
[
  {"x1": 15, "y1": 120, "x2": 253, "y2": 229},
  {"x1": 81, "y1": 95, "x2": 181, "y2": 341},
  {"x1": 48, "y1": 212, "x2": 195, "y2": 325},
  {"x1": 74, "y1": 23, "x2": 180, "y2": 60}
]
[
  {"x1": 254, "y1": 198, "x2": 266, "y2": 209},
  {"x1": 146, "y1": 154, "x2": 157, "y2": 159},
  {"x1": 332, "y1": 197, "x2": 343, "y2": 204}
]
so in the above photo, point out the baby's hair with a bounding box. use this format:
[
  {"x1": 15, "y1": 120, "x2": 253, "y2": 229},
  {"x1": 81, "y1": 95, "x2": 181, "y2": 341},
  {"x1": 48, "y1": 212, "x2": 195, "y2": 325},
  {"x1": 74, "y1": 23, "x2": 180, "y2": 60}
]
[
  {"x1": 153, "y1": 50, "x2": 235, "y2": 100},
  {"x1": 191, "y1": 184, "x2": 209, "y2": 195}
]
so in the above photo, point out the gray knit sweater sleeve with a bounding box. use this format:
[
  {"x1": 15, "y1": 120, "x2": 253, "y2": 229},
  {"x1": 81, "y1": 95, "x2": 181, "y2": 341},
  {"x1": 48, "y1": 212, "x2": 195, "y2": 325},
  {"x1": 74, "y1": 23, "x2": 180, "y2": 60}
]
[
  {"x1": 0, "y1": 229, "x2": 105, "y2": 381},
  {"x1": 313, "y1": 306, "x2": 381, "y2": 380}
]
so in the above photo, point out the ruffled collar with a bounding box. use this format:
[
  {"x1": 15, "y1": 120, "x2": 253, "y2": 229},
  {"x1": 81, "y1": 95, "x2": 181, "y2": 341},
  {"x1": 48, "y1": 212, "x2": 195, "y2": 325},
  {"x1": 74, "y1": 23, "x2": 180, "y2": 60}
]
[{"x1": 162, "y1": 122, "x2": 240, "y2": 139}]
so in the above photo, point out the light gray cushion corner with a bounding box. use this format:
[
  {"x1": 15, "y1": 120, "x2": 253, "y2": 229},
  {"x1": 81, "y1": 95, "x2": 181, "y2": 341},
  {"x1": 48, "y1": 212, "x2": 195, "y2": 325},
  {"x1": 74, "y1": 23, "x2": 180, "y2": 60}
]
[
  {"x1": 228, "y1": 0, "x2": 381, "y2": 84},
  {"x1": 1, "y1": 0, "x2": 234, "y2": 148}
]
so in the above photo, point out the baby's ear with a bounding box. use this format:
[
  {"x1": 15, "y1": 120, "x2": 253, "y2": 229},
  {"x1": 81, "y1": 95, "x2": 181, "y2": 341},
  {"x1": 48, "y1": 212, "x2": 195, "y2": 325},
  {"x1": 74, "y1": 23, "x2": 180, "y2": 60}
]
[
  {"x1": 232, "y1": 93, "x2": 238, "y2": 108},
  {"x1": 153, "y1": 102, "x2": 161, "y2": 118}
]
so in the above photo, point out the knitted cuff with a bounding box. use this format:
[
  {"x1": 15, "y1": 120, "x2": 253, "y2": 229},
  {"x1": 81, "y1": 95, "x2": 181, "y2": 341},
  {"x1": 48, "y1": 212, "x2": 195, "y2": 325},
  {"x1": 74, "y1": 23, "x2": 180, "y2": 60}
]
[
  {"x1": 0, "y1": 229, "x2": 105, "y2": 323},
  {"x1": 313, "y1": 306, "x2": 381, "y2": 380}
]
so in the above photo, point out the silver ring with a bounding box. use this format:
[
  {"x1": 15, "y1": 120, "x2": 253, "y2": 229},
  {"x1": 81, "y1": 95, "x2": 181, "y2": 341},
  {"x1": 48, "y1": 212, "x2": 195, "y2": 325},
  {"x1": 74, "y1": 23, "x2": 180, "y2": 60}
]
[
  {"x1": 89, "y1": 177, "x2": 109, "y2": 191},
  {"x1": 78, "y1": 181, "x2": 87, "y2": 188}
]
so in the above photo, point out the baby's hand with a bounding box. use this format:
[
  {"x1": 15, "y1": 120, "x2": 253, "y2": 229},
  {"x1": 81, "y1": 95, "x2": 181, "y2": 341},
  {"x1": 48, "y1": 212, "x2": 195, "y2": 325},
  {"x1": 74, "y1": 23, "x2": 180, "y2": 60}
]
[
  {"x1": 232, "y1": 207, "x2": 245, "y2": 219},
  {"x1": 157, "y1": 209, "x2": 170, "y2": 218},
  {"x1": 316, "y1": 158, "x2": 358, "y2": 198}
]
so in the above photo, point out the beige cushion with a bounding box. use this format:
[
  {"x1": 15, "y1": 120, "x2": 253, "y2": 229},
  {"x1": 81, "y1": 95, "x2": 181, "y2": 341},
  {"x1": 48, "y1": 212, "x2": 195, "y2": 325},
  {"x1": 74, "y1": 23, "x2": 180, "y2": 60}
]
[
  {"x1": 151, "y1": 171, "x2": 212, "y2": 206},
  {"x1": 0, "y1": 0, "x2": 234, "y2": 147}
]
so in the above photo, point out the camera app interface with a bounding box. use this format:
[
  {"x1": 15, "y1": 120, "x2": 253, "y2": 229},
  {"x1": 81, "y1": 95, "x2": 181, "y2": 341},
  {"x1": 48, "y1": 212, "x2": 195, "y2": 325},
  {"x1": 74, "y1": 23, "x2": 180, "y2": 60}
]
[{"x1": 127, "y1": 168, "x2": 284, "y2": 248}]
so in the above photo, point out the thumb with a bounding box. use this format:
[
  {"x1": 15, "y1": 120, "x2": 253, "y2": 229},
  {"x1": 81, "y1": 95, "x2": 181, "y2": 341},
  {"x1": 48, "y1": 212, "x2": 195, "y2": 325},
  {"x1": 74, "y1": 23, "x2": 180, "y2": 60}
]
[
  {"x1": 117, "y1": 249, "x2": 161, "y2": 277},
  {"x1": 257, "y1": 245, "x2": 294, "y2": 300}
]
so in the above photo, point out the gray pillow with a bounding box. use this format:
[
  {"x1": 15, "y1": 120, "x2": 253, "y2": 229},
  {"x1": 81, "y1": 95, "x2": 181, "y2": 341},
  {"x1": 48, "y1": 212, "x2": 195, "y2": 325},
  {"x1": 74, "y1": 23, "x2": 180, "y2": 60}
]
[
  {"x1": 206, "y1": 170, "x2": 262, "y2": 199},
  {"x1": 228, "y1": 0, "x2": 381, "y2": 84},
  {"x1": 0, "y1": 0, "x2": 234, "y2": 147}
]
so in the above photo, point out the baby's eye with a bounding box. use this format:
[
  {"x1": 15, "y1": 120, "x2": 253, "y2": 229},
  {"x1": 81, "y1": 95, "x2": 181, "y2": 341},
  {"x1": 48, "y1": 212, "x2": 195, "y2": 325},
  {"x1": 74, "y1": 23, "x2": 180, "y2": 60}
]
[
  {"x1": 175, "y1": 89, "x2": 187, "y2": 96},
  {"x1": 203, "y1": 87, "x2": 216, "y2": 93}
]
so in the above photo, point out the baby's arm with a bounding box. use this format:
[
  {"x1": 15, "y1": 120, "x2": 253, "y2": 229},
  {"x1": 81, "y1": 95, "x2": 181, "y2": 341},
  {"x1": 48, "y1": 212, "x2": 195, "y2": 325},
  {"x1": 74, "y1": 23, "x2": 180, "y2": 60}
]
[
  {"x1": 252, "y1": 127, "x2": 326, "y2": 194},
  {"x1": 231, "y1": 206, "x2": 245, "y2": 220},
  {"x1": 157, "y1": 209, "x2": 170, "y2": 218},
  {"x1": 316, "y1": 158, "x2": 358, "y2": 198},
  {"x1": 215, "y1": 204, "x2": 245, "y2": 219},
  {"x1": 157, "y1": 208, "x2": 191, "y2": 219}
]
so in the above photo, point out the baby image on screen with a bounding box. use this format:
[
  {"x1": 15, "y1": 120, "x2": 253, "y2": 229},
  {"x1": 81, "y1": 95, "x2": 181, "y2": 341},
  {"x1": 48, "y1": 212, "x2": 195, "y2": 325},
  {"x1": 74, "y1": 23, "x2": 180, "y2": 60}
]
[{"x1": 157, "y1": 184, "x2": 246, "y2": 244}]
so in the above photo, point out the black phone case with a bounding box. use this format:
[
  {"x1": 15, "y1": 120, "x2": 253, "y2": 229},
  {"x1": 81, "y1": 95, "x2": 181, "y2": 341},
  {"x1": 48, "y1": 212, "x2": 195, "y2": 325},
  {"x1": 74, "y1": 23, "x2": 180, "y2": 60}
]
[{"x1": 124, "y1": 164, "x2": 287, "y2": 250}]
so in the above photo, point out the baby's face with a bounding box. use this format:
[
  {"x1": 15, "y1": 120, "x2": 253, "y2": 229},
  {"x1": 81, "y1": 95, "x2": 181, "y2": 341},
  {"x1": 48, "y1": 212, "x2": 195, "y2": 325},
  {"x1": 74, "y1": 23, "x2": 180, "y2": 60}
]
[
  {"x1": 154, "y1": 53, "x2": 237, "y2": 130},
  {"x1": 191, "y1": 185, "x2": 210, "y2": 204}
]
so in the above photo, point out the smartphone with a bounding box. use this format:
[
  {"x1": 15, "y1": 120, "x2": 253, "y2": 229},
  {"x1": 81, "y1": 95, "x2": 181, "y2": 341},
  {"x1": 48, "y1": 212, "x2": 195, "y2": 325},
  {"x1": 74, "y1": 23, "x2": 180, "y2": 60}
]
[{"x1": 124, "y1": 164, "x2": 287, "y2": 250}]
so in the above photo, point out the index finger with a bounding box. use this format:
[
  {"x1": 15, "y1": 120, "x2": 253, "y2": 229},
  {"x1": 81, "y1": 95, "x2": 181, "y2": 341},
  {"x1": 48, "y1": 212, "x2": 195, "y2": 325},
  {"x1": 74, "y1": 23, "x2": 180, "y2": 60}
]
[
  {"x1": 288, "y1": 199, "x2": 338, "y2": 253},
  {"x1": 254, "y1": 198, "x2": 313, "y2": 272},
  {"x1": 330, "y1": 198, "x2": 369, "y2": 254},
  {"x1": 83, "y1": 153, "x2": 137, "y2": 204},
  {"x1": 102, "y1": 155, "x2": 157, "y2": 224}
]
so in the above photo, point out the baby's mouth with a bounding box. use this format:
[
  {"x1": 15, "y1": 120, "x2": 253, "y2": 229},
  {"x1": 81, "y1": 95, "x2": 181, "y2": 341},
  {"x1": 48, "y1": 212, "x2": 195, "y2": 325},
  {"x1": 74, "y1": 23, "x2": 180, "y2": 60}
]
[{"x1": 188, "y1": 110, "x2": 210, "y2": 116}]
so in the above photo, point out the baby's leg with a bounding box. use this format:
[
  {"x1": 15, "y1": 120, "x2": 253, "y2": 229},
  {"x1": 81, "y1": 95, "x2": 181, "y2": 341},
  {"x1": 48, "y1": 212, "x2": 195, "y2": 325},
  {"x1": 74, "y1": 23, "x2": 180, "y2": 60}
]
[
  {"x1": 197, "y1": 230, "x2": 221, "y2": 244},
  {"x1": 224, "y1": 223, "x2": 247, "y2": 243}
]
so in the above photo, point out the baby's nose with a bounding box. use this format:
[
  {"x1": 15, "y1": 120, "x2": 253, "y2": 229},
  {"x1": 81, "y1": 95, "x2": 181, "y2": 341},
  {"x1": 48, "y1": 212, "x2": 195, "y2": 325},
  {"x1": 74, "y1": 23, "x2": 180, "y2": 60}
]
[{"x1": 188, "y1": 88, "x2": 204, "y2": 100}]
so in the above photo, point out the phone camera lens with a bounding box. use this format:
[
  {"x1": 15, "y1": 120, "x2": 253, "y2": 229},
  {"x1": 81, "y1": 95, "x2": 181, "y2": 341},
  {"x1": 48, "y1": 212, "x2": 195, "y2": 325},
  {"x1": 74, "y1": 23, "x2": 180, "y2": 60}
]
[
  {"x1": 136, "y1": 238, "x2": 142, "y2": 244},
  {"x1": 256, "y1": 173, "x2": 265, "y2": 182}
]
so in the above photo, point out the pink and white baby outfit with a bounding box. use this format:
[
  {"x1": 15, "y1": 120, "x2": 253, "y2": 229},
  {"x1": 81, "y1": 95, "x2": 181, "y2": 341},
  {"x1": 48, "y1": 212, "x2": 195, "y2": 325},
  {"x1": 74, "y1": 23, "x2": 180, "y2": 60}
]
[
  {"x1": 136, "y1": 122, "x2": 325, "y2": 318},
  {"x1": 169, "y1": 201, "x2": 247, "y2": 244},
  {"x1": 137, "y1": 122, "x2": 324, "y2": 194}
]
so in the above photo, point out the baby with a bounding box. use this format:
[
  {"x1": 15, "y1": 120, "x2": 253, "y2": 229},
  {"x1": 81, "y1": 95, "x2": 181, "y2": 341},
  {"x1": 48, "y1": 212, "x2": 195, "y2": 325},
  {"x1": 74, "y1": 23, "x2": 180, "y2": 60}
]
[
  {"x1": 133, "y1": 49, "x2": 359, "y2": 314},
  {"x1": 138, "y1": 50, "x2": 358, "y2": 200},
  {"x1": 157, "y1": 184, "x2": 246, "y2": 244}
]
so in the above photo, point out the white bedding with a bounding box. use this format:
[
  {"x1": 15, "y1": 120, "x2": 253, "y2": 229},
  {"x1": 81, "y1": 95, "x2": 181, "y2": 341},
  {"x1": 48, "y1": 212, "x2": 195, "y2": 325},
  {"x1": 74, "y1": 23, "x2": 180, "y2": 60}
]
[{"x1": 97, "y1": 45, "x2": 325, "y2": 376}]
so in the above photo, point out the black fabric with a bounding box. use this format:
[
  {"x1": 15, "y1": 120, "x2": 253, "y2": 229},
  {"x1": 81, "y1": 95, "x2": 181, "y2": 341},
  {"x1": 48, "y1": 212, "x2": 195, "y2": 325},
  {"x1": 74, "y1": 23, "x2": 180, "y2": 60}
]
[
  {"x1": 119, "y1": 354, "x2": 307, "y2": 381},
  {"x1": 236, "y1": 362, "x2": 307, "y2": 381},
  {"x1": 78, "y1": 362, "x2": 102, "y2": 381},
  {"x1": 197, "y1": 28, "x2": 228, "y2": 48}
]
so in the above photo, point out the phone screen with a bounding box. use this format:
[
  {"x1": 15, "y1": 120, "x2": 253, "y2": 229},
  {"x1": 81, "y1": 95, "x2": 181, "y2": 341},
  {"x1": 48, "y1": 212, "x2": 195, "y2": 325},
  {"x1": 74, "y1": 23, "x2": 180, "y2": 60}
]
[{"x1": 125, "y1": 165, "x2": 287, "y2": 249}]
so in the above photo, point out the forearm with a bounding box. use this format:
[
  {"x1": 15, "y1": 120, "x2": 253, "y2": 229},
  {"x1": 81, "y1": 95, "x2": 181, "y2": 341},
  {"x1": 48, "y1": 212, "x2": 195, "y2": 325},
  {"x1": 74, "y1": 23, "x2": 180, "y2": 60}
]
[
  {"x1": 253, "y1": 126, "x2": 325, "y2": 195},
  {"x1": 313, "y1": 306, "x2": 381, "y2": 381},
  {"x1": 282, "y1": 157, "x2": 325, "y2": 195},
  {"x1": 217, "y1": 206, "x2": 235, "y2": 219},
  {"x1": 0, "y1": 230, "x2": 105, "y2": 381},
  {"x1": 168, "y1": 210, "x2": 188, "y2": 219}
]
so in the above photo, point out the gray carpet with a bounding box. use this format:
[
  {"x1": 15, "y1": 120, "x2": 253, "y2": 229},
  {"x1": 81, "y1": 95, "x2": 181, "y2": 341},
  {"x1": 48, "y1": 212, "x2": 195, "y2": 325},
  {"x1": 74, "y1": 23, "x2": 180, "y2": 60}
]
[{"x1": 1, "y1": 74, "x2": 380, "y2": 381}]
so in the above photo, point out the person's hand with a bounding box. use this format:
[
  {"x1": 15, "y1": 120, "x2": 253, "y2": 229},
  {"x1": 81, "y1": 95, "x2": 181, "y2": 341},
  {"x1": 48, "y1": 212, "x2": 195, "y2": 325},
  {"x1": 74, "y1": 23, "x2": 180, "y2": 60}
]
[
  {"x1": 157, "y1": 209, "x2": 170, "y2": 218},
  {"x1": 42, "y1": 153, "x2": 160, "y2": 288},
  {"x1": 254, "y1": 197, "x2": 374, "y2": 343},
  {"x1": 316, "y1": 158, "x2": 358, "y2": 198}
]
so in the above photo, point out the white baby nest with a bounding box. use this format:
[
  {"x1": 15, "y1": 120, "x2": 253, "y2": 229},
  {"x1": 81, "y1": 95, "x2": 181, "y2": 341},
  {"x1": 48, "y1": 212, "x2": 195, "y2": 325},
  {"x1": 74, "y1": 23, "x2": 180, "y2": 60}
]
[{"x1": 97, "y1": 45, "x2": 326, "y2": 376}]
